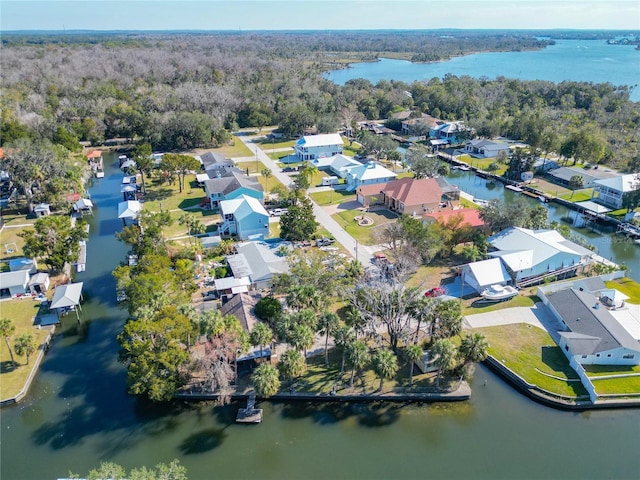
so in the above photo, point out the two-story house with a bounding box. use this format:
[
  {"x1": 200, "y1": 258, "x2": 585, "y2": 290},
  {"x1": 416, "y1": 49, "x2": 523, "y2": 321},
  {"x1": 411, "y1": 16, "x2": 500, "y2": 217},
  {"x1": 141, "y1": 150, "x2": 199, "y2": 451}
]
[
  {"x1": 204, "y1": 171, "x2": 264, "y2": 209},
  {"x1": 591, "y1": 174, "x2": 639, "y2": 210},
  {"x1": 218, "y1": 195, "x2": 269, "y2": 240},
  {"x1": 294, "y1": 133, "x2": 344, "y2": 161}
]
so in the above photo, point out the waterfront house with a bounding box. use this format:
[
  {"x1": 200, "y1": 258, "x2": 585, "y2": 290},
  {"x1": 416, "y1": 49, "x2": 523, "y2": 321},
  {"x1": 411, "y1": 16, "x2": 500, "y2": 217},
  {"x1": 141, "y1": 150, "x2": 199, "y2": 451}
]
[
  {"x1": 424, "y1": 208, "x2": 486, "y2": 232},
  {"x1": 488, "y1": 227, "x2": 593, "y2": 285},
  {"x1": 50, "y1": 282, "x2": 84, "y2": 320},
  {"x1": 461, "y1": 258, "x2": 512, "y2": 295},
  {"x1": 380, "y1": 177, "x2": 444, "y2": 215},
  {"x1": 464, "y1": 139, "x2": 509, "y2": 158},
  {"x1": 547, "y1": 166, "x2": 617, "y2": 189},
  {"x1": 225, "y1": 241, "x2": 290, "y2": 290},
  {"x1": 346, "y1": 161, "x2": 396, "y2": 191},
  {"x1": 0, "y1": 270, "x2": 30, "y2": 297},
  {"x1": 543, "y1": 287, "x2": 640, "y2": 366},
  {"x1": 400, "y1": 114, "x2": 443, "y2": 136},
  {"x1": 431, "y1": 121, "x2": 470, "y2": 145},
  {"x1": 203, "y1": 171, "x2": 264, "y2": 209},
  {"x1": 218, "y1": 195, "x2": 269, "y2": 240},
  {"x1": 294, "y1": 133, "x2": 344, "y2": 161},
  {"x1": 591, "y1": 174, "x2": 639, "y2": 210},
  {"x1": 220, "y1": 292, "x2": 261, "y2": 333}
]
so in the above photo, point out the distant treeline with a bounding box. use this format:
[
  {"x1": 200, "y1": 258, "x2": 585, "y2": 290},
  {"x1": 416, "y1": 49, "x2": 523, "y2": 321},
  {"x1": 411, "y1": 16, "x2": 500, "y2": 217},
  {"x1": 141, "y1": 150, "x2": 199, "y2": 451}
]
[{"x1": 1, "y1": 32, "x2": 638, "y2": 169}]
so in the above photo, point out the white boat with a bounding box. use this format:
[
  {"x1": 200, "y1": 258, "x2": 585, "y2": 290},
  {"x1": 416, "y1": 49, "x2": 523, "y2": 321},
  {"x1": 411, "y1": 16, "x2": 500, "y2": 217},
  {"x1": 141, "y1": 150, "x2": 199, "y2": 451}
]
[{"x1": 481, "y1": 284, "x2": 519, "y2": 301}]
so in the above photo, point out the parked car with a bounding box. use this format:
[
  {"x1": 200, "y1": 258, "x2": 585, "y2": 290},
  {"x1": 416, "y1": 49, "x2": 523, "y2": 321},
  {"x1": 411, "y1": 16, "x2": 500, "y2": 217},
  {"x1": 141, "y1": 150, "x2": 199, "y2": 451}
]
[
  {"x1": 281, "y1": 166, "x2": 298, "y2": 173},
  {"x1": 270, "y1": 208, "x2": 288, "y2": 217},
  {"x1": 316, "y1": 237, "x2": 335, "y2": 247},
  {"x1": 201, "y1": 290, "x2": 218, "y2": 301},
  {"x1": 425, "y1": 287, "x2": 446, "y2": 298}
]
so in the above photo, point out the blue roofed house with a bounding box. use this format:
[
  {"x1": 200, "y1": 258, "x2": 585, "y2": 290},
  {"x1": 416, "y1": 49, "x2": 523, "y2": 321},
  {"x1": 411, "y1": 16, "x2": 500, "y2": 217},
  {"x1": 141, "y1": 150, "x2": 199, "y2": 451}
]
[
  {"x1": 294, "y1": 133, "x2": 344, "y2": 161},
  {"x1": 311, "y1": 154, "x2": 362, "y2": 179},
  {"x1": 591, "y1": 174, "x2": 639, "y2": 210},
  {"x1": 346, "y1": 161, "x2": 397, "y2": 192},
  {"x1": 204, "y1": 171, "x2": 264, "y2": 209},
  {"x1": 218, "y1": 195, "x2": 269, "y2": 240},
  {"x1": 488, "y1": 227, "x2": 593, "y2": 286}
]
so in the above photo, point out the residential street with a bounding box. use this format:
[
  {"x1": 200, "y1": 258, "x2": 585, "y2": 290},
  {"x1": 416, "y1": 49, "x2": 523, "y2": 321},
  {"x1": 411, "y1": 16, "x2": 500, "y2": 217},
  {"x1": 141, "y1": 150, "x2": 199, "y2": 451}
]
[{"x1": 236, "y1": 133, "x2": 375, "y2": 267}]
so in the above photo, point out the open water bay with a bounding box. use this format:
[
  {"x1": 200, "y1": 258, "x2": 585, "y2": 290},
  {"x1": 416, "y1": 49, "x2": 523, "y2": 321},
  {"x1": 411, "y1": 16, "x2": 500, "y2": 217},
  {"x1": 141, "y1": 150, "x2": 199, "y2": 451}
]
[
  {"x1": 326, "y1": 40, "x2": 640, "y2": 101},
  {"x1": 1, "y1": 155, "x2": 640, "y2": 480}
]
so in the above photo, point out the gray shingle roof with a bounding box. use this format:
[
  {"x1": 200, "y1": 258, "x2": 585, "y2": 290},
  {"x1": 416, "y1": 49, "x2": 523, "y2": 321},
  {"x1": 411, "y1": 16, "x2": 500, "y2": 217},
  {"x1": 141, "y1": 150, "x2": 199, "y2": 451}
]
[
  {"x1": 547, "y1": 288, "x2": 640, "y2": 354},
  {"x1": 204, "y1": 171, "x2": 263, "y2": 196}
]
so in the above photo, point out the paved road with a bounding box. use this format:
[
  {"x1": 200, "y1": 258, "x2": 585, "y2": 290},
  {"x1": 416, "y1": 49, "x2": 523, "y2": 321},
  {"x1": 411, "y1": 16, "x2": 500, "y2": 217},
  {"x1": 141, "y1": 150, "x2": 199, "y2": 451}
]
[{"x1": 236, "y1": 134, "x2": 375, "y2": 266}]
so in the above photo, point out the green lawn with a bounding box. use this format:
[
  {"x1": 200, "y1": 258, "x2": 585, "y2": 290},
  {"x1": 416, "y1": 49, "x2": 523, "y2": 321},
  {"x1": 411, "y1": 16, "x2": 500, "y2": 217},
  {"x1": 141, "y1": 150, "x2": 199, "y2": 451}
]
[
  {"x1": 332, "y1": 209, "x2": 399, "y2": 245},
  {"x1": 558, "y1": 188, "x2": 594, "y2": 202},
  {"x1": 590, "y1": 376, "x2": 640, "y2": 395},
  {"x1": 142, "y1": 177, "x2": 206, "y2": 213},
  {"x1": 257, "y1": 139, "x2": 295, "y2": 149},
  {"x1": 309, "y1": 190, "x2": 356, "y2": 206},
  {"x1": 462, "y1": 295, "x2": 539, "y2": 316},
  {"x1": 0, "y1": 300, "x2": 52, "y2": 400},
  {"x1": 342, "y1": 145, "x2": 361, "y2": 157},
  {"x1": 218, "y1": 137, "x2": 254, "y2": 158},
  {"x1": 268, "y1": 150, "x2": 295, "y2": 160},
  {"x1": 583, "y1": 364, "x2": 640, "y2": 376},
  {"x1": 471, "y1": 323, "x2": 588, "y2": 398},
  {"x1": 605, "y1": 278, "x2": 640, "y2": 304}
]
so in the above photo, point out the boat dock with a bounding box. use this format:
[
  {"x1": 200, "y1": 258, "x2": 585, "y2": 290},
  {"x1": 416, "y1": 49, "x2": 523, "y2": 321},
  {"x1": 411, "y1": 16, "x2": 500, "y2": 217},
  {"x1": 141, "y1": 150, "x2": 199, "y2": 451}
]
[{"x1": 236, "y1": 391, "x2": 262, "y2": 423}]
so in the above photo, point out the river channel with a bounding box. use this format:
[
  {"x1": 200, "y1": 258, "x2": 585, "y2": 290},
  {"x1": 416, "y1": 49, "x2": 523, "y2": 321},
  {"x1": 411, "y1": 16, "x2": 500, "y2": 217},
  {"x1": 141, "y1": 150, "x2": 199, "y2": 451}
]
[{"x1": 1, "y1": 154, "x2": 639, "y2": 480}]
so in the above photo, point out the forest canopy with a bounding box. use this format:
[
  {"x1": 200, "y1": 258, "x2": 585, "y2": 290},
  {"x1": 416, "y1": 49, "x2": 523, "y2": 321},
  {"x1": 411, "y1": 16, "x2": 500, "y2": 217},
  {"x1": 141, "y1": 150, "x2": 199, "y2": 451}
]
[{"x1": 1, "y1": 31, "x2": 638, "y2": 168}]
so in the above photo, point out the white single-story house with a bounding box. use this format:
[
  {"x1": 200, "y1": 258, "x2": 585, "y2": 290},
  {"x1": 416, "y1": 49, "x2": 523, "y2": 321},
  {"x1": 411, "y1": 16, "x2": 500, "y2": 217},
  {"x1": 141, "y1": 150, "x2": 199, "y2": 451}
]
[
  {"x1": 311, "y1": 154, "x2": 362, "y2": 178},
  {"x1": 464, "y1": 139, "x2": 509, "y2": 158},
  {"x1": 219, "y1": 195, "x2": 269, "y2": 240},
  {"x1": 488, "y1": 227, "x2": 593, "y2": 284},
  {"x1": 591, "y1": 174, "x2": 639, "y2": 210},
  {"x1": 461, "y1": 258, "x2": 512, "y2": 294},
  {"x1": 226, "y1": 241, "x2": 290, "y2": 290},
  {"x1": 0, "y1": 270, "x2": 30, "y2": 297},
  {"x1": 547, "y1": 166, "x2": 617, "y2": 189},
  {"x1": 542, "y1": 287, "x2": 640, "y2": 366},
  {"x1": 294, "y1": 133, "x2": 344, "y2": 161},
  {"x1": 346, "y1": 161, "x2": 397, "y2": 191},
  {"x1": 214, "y1": 276, "x2": 251, "y2": 295}
]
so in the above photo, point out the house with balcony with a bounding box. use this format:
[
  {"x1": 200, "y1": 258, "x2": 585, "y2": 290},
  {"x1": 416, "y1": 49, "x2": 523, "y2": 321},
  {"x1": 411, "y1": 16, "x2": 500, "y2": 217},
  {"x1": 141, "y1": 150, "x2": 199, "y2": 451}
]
[
  {"x1": 204, "y1": 171, "x2": 264, "y2": 209},
  {"x1": 591, "y1": 174, "x2": 639, "y2": 210},
  {"x1": 294, "y1": 133, "x2": 344, "y2": 161},
  {"x1": 488, "y1": 227, "x2": 593, "y2": 286},
  {"x1": 218, "y1": 195, "x2": 269, "y2": 240},
  {"x1": 312, "y1": 154, "x2": 362, "y2": 178},
  {"x1": 400, "y1": 114, "x2": 443, "y2": 136},
  {"x1": 431, "y1": 121, "x2": 470, "y2": 145}
]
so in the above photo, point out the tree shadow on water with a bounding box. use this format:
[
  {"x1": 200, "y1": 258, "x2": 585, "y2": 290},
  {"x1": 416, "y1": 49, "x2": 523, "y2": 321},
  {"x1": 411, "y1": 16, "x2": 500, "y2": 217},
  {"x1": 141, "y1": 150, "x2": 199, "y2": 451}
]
[
  {"x1": 356, "y1": 403, "x2": 403, "y2": 428},
  {"x1": 179, "y1": 428, "x2": 227, "y2": 455}
]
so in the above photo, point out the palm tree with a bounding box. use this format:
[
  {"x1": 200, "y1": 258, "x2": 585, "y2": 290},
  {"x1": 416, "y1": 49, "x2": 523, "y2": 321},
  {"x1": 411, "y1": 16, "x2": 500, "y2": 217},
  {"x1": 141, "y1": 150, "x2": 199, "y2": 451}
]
[
  {"x1": 278, "y1": 349, "x2": 306, "y2": 384},
  {"x1": 431, "y1": 338, "x2": 458, "y2": 388},
  {"x1": 289, "y1": 324, "x2": 315, "y2": 361},
  {"x1": 347, "y1": 340, "x2": 370, "y2": 389},
  {"x1": 405, "y1": 344, "x2": 423, "y2": 387},
  {"x1": 0, "y1": 318, "x2": 17, "y2": 368},
  {"x1": 252, "y1": 363, "x2": 280, "y2": 398},
  {"x1": 459, "y1": 333, "x2": 489, "y2": 366},
  {"x1": 250, "y1": 322, "x2": 274, "y2": 361},
  {"x1": 408, "y1": 297, "x2": 433, "y2": 343},
  {"x1": 334, "y1": 325, "x2": 355, "y2": 376},
  {"x1": 14, "y1": 333, "x2": 37, "y2": 365},
  {"x1": 372, "y1": 348, "x2": 399, "y2": 392},
  {"x1": 317, "y1": 311, "x2": 339, "y2": 365},
  {"x1": 261, "y1": 168, "x2": 273, "y2": 197}
]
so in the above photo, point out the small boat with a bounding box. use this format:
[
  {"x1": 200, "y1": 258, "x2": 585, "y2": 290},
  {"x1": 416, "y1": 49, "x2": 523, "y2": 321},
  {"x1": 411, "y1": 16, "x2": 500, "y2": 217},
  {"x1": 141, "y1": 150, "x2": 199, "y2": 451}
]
[
  {"x1": 538, "y1": 195, "x2": 547, "y2": 203},
  {"x1": 481, "y1": 284, "x2": 519, "y2": 301},
  {"x1": 95, "y1": 171, "x2": 105, "y2": 178}
]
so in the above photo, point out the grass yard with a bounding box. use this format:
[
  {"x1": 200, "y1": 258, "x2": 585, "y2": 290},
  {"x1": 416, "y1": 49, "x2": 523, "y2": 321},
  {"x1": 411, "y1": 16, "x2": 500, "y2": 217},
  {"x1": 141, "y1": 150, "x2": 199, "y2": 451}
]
[
  {"x1": 590, "y1": 376, "x2": 640, "y2": 395},
  {"x1": 406, "y1": 265, "x2": 451, "y2": 290},
  {"x1": 218, "y1": 137, "x2": 254, "y2": 158},
  {"x1": 462, "y1": 294, "x2": 539, "y2": 316},
  {"x1": 142, "y1": 177, "x2": 206, "y2": 213},
  {"x1": 558, "y1": 188, "x2": 594, "y2": 202},
  {"x1": 583, "y1": 364, "x2": 640, "y2": 376},
  {"x1": 342, "y1": 145, "x2": 361, "y2": 157},
  {"x1": 256, "y1": 139, "x2": 295, "y2": 150},
  {"x1": 0, "y1": 300, "x2": 52, "y2": 400},
  {"x1": 605, "y1": 277, "x2": 640, "y2": 304},
  {"x1": 163, "y1": 209, "x2": 221, "y2": 240},
  {"x1": 0, "y1": 211, "x2": 38, "y2": 262},
  {"x1": 268, "y1": 150, "x2": 295, "y2": 161},
  {"x1": 332, "y1": 208, "x2": 399, "y2": 245},
  {"x1": 309, "y1": 190, "x2": 356, "y2": 206},
  {"x1": 471, "y1": 323, "x2": 588, "y2": 398}
]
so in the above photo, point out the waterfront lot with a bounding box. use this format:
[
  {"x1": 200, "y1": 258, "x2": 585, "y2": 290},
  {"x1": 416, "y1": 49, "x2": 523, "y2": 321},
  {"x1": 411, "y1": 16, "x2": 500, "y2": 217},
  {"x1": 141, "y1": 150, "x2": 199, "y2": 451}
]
[{"x1": 0, "y1": 300, "x2": 52, "y2": 400}]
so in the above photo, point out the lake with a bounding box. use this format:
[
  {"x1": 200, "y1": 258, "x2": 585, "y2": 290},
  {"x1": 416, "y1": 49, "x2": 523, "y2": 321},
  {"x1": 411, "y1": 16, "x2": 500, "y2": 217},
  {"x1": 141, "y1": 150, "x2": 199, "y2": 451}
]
[
  {"x1": 1, "y1": 155, "x2": 639, "y2": 480},
  {"x1": 326, "y1": 40, "x2": 640, "y2": 101}
]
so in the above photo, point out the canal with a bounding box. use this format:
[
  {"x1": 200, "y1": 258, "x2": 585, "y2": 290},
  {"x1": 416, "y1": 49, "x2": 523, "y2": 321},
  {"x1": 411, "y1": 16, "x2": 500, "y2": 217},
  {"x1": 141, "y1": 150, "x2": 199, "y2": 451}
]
[{"x1": 1, "y1": 154, "x2": 639, "y2": 479}]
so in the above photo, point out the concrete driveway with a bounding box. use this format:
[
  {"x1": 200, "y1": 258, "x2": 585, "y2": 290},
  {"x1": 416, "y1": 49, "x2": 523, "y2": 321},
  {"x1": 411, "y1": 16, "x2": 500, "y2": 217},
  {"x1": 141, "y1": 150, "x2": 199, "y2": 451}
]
[{"x1": 463, "y1": 302, "x2": 565, "y2": 343}]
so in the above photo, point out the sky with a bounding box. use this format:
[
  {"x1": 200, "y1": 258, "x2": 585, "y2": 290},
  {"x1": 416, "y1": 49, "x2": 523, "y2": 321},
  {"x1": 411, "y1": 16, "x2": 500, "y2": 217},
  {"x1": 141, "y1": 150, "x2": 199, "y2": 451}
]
[{"x1": 2, "y1": 0, "x2": 639, "y2": 31}]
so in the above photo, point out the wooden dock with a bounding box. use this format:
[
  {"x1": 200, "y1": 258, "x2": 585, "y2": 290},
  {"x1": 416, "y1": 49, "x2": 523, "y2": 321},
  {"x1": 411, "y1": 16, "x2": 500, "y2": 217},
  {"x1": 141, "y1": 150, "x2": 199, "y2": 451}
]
[{"x1": 236, "y1": 391, "x2": 263, "y2": 424}]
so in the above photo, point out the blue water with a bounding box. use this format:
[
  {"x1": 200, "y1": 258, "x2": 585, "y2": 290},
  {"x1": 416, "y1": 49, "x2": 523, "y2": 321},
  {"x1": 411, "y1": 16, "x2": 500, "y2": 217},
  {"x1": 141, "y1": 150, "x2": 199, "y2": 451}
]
[{"x1": 326, "y1": 40, "x2": 640, "y2": 101}]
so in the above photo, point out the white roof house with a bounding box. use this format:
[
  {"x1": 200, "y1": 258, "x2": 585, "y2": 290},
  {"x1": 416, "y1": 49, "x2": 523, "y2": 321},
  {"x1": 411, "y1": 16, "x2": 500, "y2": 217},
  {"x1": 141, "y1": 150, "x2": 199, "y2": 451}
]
[
  {"x1": 226, "y1": 241, "x2": 290, "y2": 289},
  {"x1": 50, "y1": 282, "x2": 84, "y2": 309},
  {"x1": 488, "y1": 227, "x2": 591, "y2": 284},
  {"x1": 294, "y1": 133, "x2": 344, "y2": 161},
  {"x1": 346, "y1": 161, "x2": 397, "y2": 191},
  {"x1": 461, "y1": 258, "x2": 512, "y2": 293},
  {"x1": 0, "y1": 270, "x2": 30, "y2": 296},
  {"x1": 312, "y1": 154, "x2": 362, "y2": 178},
  {"x1": 592, "y1": 174, "x2": 639, "y2": 209},
  {"x1": 464, "y1": 139, "x2": 509, "y2": 158},
  {"x1": 219, "y1": 195, "x2": 269, "y2": 240}
]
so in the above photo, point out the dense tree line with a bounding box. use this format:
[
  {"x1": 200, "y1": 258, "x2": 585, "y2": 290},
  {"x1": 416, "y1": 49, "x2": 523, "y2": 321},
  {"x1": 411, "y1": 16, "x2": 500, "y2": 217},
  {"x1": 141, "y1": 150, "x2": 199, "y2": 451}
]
[{"x1": 2, "y1": 32, "x2": 637, "y2": 167}]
